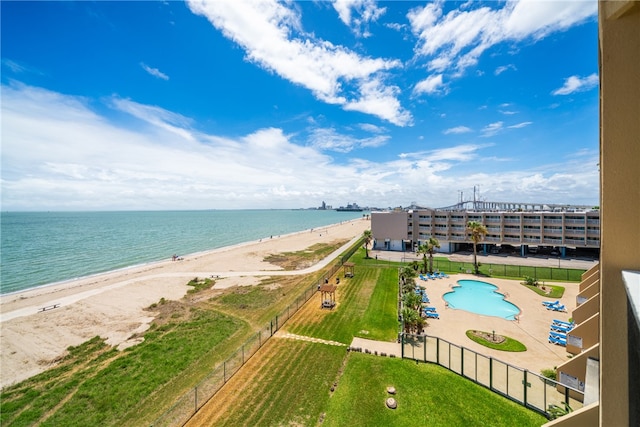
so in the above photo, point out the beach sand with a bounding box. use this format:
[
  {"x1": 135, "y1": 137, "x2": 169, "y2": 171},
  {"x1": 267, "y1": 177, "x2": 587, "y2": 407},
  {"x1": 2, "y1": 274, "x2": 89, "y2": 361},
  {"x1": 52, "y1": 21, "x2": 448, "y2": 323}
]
[{"x1": 0, "y1": 218, "x2": 370, "y2": 388}]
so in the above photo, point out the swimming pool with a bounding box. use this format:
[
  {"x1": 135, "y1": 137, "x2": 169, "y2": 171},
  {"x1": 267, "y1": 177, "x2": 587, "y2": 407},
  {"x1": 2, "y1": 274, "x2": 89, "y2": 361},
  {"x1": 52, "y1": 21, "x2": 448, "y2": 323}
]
[{"x1": 443, "y1": 279, "x2": 520, "y2": 320}]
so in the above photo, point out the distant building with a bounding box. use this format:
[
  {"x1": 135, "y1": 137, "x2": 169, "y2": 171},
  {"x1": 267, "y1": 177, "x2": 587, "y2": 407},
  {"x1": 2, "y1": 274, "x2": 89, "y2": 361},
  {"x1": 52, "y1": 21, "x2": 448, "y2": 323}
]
[{"x1": 371, "y1": 207, "x2": 600, "y2": 257}]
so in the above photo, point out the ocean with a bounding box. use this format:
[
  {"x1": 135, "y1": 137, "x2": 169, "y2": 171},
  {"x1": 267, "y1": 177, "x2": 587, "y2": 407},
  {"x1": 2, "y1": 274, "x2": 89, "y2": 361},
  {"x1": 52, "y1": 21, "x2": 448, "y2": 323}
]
[{"x1": 0, "y1": 210, "x2": 367, "y2": 295}]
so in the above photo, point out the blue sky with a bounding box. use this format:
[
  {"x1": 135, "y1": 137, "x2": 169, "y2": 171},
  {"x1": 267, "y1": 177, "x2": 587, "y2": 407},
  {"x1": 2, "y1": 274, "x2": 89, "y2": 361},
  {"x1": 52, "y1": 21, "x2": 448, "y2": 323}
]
[{"x1": 1, "y1": 0, "x2": 599, "y2": 211}]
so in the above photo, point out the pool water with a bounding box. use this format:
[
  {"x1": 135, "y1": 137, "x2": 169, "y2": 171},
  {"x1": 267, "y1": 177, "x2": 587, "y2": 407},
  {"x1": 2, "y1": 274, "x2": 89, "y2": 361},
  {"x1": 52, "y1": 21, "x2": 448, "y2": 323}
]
[{"x1": 443, "y1": 279, "x2": 520, "y2": 320}]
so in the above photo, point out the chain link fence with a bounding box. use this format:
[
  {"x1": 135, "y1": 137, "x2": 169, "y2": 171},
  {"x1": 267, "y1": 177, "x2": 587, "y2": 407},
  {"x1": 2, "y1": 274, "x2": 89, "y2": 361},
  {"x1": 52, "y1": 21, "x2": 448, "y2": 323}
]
[{"x1": 151, "y1": 237, "x2": 365, "y2": 426}]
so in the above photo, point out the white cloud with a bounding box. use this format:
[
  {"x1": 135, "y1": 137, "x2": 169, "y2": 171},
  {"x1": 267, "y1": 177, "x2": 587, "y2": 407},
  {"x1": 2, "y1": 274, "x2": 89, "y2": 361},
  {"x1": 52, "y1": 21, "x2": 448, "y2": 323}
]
[
  {"x1": 552, "y1": 73, "x2": 598, "y2": 95},
  {"x1": 186, "y1": 0, "x2": 410, "y2": 126},
  {"x1": 508, "y1": 121, "x2": 532, "y2": 129},
  {"x1": 495, "y1": 64, "x2": 517, "y2": 75},
  {"x1": 358, "y1": 123, "x2": 386, "y2": 133},
  {"x1": 413, "y1": 74, "x2": 446, "y2": 95},
  {"x1": 481, "y1": 121, "x2": 504, "y2": 137},
  {"x1": 308, "y1": 127, "x2": 389, "y2": 153},
  {"x1": 443, "y1": 126, "x2": 472, "y2": 135},
  {"x1": 333, "y1": 0, "x2": 386, "y2": 37},
  {"x1": 140, "y1": 62, "x2": 169, "y2": 80},
  {"x1": 408, "y1": 0, "x2": 596, "y2": 76},
  {"x1": 1, "y1": 82, "x2": 598, "y2": 210}
]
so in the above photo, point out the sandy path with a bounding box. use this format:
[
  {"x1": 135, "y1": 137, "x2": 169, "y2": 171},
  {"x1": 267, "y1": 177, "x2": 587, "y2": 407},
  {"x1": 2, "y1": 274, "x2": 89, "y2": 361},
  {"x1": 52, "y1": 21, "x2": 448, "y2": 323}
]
[{"x1": 0, "y1": 218, "x2": 370, "y2": 388}]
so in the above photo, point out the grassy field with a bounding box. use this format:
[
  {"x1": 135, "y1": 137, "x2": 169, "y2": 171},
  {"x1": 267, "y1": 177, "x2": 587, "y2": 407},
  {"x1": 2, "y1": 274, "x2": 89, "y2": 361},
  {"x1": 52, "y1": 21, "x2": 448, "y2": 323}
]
[
  {"x1": 2, "y1": 241, "x2": 557, "y2": 426},
  {"x1": 323, "y1": 353, "x2": 546, "y2": 426},
  {"x1": 186, "y1": 249, "x2": 548, "y2": 426}
]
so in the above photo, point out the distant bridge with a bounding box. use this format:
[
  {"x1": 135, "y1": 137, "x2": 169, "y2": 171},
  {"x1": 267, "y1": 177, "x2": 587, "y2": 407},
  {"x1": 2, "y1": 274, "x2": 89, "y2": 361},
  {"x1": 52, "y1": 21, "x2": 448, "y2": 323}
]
[{"x1": 434, "y1": 201, "x2": 595, "y2": 212}]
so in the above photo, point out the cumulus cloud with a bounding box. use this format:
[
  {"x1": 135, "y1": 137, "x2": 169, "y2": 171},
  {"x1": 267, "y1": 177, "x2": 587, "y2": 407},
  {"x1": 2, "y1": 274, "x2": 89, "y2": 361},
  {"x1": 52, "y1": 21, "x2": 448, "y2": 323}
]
[
  {"x1": 413, "y1": 74, "x2": 446, "y2": 95},
  {"x1": 408, "y1": 0, "x2": 596, "y2": 77},
  {"x1": 443, "y1": 126, "x2": 472, "y2": 135},
  {"x1": 186, "y1": 0, "x2": 410, "y2": 126},
  {"x1": 140, "y1": 62, "x2": 169, "y2": 80},
  {"x1": 333, "y1": 0, "x2": 386, "y2": 37},
  {"x1": 552, "y1": 73, "x2": 598, "y2": 95},
  {"x1": 1, "y1": 82, "x2": 598, "y2": 210}
]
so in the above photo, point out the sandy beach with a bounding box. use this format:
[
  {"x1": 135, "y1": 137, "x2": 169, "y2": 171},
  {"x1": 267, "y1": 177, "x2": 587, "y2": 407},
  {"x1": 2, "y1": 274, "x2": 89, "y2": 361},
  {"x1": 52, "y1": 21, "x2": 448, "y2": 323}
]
[{"x1": 0, "y1": 218, "x2": 370, "y2": 388}]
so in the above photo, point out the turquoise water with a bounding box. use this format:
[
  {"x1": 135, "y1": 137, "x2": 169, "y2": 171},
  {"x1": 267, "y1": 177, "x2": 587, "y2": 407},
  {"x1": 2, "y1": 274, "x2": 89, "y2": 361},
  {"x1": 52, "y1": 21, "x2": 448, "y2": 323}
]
[
  {"x1": 443, "y1": 279, "x2": 520, "y2": 320},
  {"x1": 0, "y1": 210, "x2": 366, "y2": 295}
]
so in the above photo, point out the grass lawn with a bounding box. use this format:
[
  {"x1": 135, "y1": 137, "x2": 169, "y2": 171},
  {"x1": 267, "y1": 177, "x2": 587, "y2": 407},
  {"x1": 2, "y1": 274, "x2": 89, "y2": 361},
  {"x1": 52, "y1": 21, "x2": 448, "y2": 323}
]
[
  {"x1": 322, "y1": 353, "x2": 547, "y2": 426},
  {"x1": 465, "y1": 330, "x2": 527, "y2": 352}
]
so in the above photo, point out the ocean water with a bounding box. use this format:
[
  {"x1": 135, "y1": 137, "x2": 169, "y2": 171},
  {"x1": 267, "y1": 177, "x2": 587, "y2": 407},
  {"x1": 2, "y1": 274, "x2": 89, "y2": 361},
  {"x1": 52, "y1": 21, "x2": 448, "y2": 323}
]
[{"x1": 0, "y1": 210, "x2": 366, "y2": 295}]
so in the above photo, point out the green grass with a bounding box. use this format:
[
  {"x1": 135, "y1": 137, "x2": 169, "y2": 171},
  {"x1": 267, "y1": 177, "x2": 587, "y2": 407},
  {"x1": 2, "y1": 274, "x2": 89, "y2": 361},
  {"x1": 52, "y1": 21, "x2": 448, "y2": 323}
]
[
  {"x1": 465, "y1": 330, "x2": 527, "y2": 352},
  {"x1": 322, "y1": 353, "x2": 546, "y2": 426},
  {"x1": 522, "y1": 283, "x2": 565, "y2": 298},
  {"x1": 206, "y1": 340, "x2": 346, "y2": 426},
  {"x1": 1, "y1": 309, "x2": 246, "y2": 427},
  {"x1": 356, "y1": 267, "x2": 400, "y2": 341}
]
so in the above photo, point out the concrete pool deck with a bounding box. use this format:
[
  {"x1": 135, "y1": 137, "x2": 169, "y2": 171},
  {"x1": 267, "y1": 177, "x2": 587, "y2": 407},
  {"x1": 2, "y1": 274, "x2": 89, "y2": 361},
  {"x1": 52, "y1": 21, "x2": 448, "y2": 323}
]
[
  {"x1": 365, "y1": 249, "x2": 589, "y2": 375},
  {"x1": 411, "y1": 273, "x2": 578, "y2": 374}
]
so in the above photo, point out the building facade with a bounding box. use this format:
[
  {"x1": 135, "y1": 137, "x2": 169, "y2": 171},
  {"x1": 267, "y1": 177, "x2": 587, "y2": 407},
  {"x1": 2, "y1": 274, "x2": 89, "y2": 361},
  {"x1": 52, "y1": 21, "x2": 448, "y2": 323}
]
[{"x1": 371, "y1": 208, "x2": 600, "y2": 257}]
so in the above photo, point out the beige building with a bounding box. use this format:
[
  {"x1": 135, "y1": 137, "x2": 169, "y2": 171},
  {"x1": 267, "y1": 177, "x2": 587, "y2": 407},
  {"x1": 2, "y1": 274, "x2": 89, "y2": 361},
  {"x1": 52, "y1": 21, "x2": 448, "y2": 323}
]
[
  {"x1": 545, "y1": 2, "x2": 640, "y2": 426},
  {"x1": 371, "y1": 208, "x2": 600, "y2": 256}
]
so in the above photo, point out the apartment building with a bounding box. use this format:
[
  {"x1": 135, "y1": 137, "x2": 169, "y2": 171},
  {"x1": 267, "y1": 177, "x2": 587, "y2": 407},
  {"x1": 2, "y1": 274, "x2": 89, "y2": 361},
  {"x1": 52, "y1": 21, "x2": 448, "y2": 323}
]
[{"x1": 371, "y1": 208, "x2": 600, "y2": 257}]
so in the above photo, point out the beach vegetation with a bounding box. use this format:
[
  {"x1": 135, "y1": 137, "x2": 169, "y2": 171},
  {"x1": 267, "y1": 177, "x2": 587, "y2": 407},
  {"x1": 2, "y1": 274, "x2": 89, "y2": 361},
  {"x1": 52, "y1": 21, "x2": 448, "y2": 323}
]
[
  {"x1": 465, "y1": 330, "x2": 527, "y2": 352},
  {"x1": 264, "y1": 239, "x2": 349, "y2": 270},
  {"x1": 0, "y1": 307, "x2": 246, "y2": 427},
  {"x1": 186, "y1": 277, "x2": 214, "y2": 293},
  {"x1": 467, "y1": 221, "x2": 488, "y2": 274}
]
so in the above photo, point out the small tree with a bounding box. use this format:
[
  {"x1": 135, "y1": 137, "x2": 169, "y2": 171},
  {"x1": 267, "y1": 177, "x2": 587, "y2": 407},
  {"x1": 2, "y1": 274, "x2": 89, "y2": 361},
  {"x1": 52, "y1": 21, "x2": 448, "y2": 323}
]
[
  {"x1": 401, "y1": 307, "x2": 418, "y2": 333},
  {"x1": 467, "y1": 220, "x2": 488, "y2": 274},
  {"x1": 362, "y1": 229, "x2": 373, "y2": 258}
]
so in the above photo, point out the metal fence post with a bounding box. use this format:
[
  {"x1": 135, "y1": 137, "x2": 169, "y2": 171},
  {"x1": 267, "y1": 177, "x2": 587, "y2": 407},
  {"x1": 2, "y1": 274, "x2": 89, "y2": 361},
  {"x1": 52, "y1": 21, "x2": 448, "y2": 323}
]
[
  {"x1": 524, "y1": 370, "x2": 528, "y2": 406},
  {"x1": 489, "y1": 357, "x2": 493, "y2": 390},
  {"x1": 423, "y1": 335, "x2": 427, "y2": 362},
  {"x1": 195, "y1": 386, "x2": 198, "y2": 413},
  {"x1": 461, "y1": 347, "x2": 464, "y2": 376}
]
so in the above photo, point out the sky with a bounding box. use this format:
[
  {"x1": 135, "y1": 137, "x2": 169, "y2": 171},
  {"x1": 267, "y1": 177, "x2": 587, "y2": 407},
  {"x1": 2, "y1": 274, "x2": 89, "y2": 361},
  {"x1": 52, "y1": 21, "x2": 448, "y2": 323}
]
[{"x1": 1, "y1": 0, "x2": 600, "y2": 211}]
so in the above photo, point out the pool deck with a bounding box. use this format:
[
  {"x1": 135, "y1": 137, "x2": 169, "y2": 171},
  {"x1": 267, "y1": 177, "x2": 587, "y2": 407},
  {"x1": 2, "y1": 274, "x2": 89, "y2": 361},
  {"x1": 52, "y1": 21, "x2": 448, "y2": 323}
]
[
  {"x1": 368, "y1": 248, "x2": 588, "y2": 374},
  {"x1": 413, "y1": 273, "x2": 577, "y2": 374}
]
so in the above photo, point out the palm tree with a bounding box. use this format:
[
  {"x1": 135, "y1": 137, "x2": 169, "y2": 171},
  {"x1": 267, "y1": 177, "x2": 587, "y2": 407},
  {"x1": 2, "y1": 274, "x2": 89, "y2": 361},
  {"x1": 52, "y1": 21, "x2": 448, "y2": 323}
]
[
  {"x1": 400, "y1": 265, "x2": 417, "y2": 290},
  {"x1": 362, "y1": 229, "x2": 373, "y2": 258},
  {"x1": 467, "y1": 220, "x2": 488, "y2": 274},
  {"x1": 401, "y1": 307, "x2": 418, "y2": 334},
  {"x1": 416, "y1": 237, "x2": 440, "y2": 274}
]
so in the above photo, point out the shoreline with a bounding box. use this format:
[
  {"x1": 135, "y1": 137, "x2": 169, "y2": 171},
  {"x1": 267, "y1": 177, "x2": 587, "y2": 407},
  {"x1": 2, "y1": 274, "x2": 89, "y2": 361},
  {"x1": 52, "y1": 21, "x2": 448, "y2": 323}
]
[
  {"x1": 0, "y1": 219, "x2": 357, "y2": 301},
  {"x1": 0, "y1": 218, "x2": 370, "y2": 388}
]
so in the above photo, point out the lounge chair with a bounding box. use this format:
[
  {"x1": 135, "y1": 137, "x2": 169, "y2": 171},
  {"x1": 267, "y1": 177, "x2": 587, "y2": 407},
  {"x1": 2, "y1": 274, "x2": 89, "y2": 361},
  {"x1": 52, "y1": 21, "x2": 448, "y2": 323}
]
[
  {"x1": 547, "y1": 304, "x2": 566, "y2": 312},
  {"x1": 419, "y1": 274, "x2": 428, "y2": 281},
  {"x1": 424, "y1": 311, "x2": 439, "y2": 319},
  {"x1": 548, "y1": 335, "x2": 567, "y2": 346},
  {"x1": 551, "y1": 324, "x2": 573, "y2": 333},
  {"x1": 438, "y1": 272, "x2": 449, "y2": 278},
  {"x1": 542, "y1": 300, "x2": 560, "y2": 307},
  {"x1": 553, "y1": 319, "x2": 574, "y2": 327},
  {"x1": 549, "y1": 331, "x2": 566, "y2": 339},
  {"x1": 423, "y1": 306, "x2": 437, "y2": 312},
  {"x1": 421, "y1": 296, "x2": 430, "y2": 303}
]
